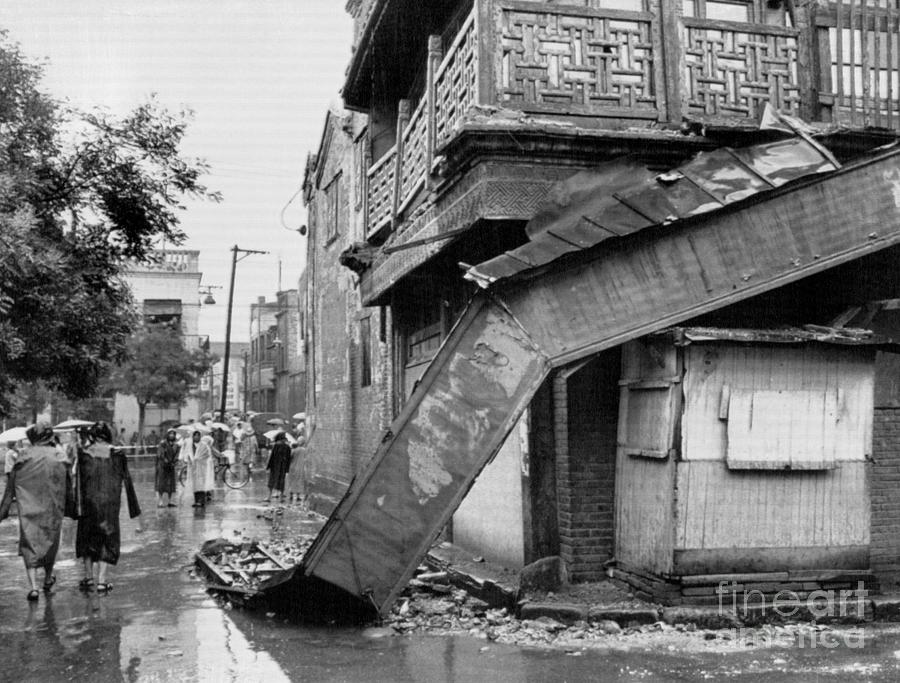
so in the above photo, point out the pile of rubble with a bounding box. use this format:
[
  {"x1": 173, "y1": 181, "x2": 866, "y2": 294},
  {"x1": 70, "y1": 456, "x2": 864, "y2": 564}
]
[{"x1": 381, "y1": 569, "x2": 867, "y2": 653}]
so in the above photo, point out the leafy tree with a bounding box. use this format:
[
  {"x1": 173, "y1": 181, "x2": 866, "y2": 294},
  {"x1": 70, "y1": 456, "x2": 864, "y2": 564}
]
[
  {"x1": 104, "y1": 323, "x2": 216, "y2": 439},
  {"x1": 0, "y1": 31, "x2": 220, "y2": 414}
]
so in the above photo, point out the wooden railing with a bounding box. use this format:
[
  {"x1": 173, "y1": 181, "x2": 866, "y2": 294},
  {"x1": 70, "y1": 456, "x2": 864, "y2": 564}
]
[
  {"x1": 398, "y1": 96, "x2": 428, "y2": 213},
  {"x1": 366, "y1": 145, "x2": 396, "y2": 236},
  {"x1": 815, "y1": 0, "x2": 900, "y2": 129},
  {"x1": 363, "y1": 0, "x2": 900, "y2": 238},
  {"x1": 434, "y1": 11, "x2": 480, "y2": 147}
]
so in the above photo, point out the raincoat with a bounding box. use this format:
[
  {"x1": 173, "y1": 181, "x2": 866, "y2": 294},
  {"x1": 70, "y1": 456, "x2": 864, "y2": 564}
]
[
  {"x1": 75, "y1": 442, "x2": 141, "y2": 564},
  {"x1": 0, "y1": 444, "x2": 74, "y2": 568},
  {"x1": 184, "y1": 435, "x2": 215, "y2": 493},
  {"x1": 267, "y1": 440, "x2": 292, "y2": 492},
  {"x1": 155, "y1": 438, "x2": 179, "y2": 494}
]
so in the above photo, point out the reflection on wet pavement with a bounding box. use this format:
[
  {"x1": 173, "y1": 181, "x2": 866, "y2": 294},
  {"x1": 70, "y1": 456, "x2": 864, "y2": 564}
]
[{"x1": 3, "y1": 461, "x2": 900, "y2": 682}]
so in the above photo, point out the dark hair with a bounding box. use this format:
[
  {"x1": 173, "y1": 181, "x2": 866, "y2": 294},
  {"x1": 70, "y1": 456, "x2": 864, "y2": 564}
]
[
  {"x1": 274, "y1": 431, "x2": 287, "y2": 442},
  {"x1": 26, "y1": 422, "x2": 54, "y2": 445},
  {"x1": 89, "y1": 422, "x2": 114, "y2": 444}
]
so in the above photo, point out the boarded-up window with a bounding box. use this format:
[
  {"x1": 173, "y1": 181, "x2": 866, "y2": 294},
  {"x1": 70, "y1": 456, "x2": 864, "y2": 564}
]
[
  {"x1": 618, "y1": 384, "x2": 676, "y2": 458},
  {"x1": 618, "y1": 340, "x2": 680, "y2": 459},
  {"x1": 726, "y1": 389, "x2": 836, "y2": 469}
]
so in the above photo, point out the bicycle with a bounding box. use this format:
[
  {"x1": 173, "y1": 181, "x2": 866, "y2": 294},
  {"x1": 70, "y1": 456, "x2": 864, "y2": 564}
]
[{"x1": 177, "y1": 457, "x2": 251, "y2": 490}]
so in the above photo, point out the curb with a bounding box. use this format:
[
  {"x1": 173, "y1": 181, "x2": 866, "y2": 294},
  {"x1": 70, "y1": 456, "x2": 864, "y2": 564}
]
[{"x1": 516, "y1": 597, "x2": 900, "y2": 629}]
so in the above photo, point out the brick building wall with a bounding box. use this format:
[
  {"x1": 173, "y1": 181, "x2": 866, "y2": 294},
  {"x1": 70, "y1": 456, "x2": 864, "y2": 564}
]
[
  {"x1": 303, "y1": 110, "x2": 393, "y2": 509},
  {"x1": 872, "y1": 407, "x2": 900, "y2": 590},
  {"x1": 554, "y1": 352, "x2": 620, "y2": 582}
]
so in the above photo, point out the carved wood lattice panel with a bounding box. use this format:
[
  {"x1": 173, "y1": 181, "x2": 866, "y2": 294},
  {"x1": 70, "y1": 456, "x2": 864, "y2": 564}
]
[
  {"x1": 399, "y1": 98, "x2": 428, "y2": 208},
  {"x1": 683, "y1": 23, "x2": 801, "y2": 118},
  {"x1": 367, "y1": 148, "x2": 395, "y2": 234},
  {"x1": 498, "y1": 8, "x2": 658, "y2": 113},
  {"x1": 434, "y1": 14, "x2": 478, "y2": 148}
]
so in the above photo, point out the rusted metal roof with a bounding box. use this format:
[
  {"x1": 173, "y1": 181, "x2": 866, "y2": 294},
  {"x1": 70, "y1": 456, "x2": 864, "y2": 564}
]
[{"x1": 465, "y1": 137, "x2": 839, "y2": 288}]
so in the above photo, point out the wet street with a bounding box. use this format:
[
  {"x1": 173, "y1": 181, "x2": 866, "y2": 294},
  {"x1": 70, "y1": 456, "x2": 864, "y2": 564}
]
[{"x1": 2, "y1": 461, "x2": 900, "y2": 682}]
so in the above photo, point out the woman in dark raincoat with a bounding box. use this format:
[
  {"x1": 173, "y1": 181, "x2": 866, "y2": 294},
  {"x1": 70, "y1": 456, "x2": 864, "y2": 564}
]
[
  {"x1": 76, "y1": 422, "x2": 141, "y2": 593},
  {"x1": 0, "y1": 422, "x2": 74, "y2": 601},
  {"x1": 265, "y1": 432, "x2": 292, "y2": 503},
  {"x1": 155, "y1": 428, "x2": 179, "y2": 507}
]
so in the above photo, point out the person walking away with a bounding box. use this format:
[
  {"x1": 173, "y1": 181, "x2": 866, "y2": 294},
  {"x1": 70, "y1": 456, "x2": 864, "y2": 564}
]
[
  {"x1": 75, "y1": 422, "x2": 141, "y2": 594},
  {"x1": 155, "y1": 429, "x2": 179, "y2": 507},
  {"x1": 0, "y1": 422, "x2": 75, "y2": 601},
  {"x1": 265, "y1": 432, "x2": 292, "y2": 504}
]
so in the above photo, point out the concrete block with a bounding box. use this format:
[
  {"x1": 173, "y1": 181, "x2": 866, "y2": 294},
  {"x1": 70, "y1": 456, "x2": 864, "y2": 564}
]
[{"x1": 518, "y1": 602, "x2": 587, "y2": 624}]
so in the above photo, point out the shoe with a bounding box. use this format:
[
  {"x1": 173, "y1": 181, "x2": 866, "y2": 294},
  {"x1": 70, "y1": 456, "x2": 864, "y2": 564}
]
[
  {"x1": 26, "y1": 589, "x2": 39, "y2": 602},
  {"x1": 78, "y1": 578, "x2": 94, "y2": 591},
  {"x1": 157, "y1": 503, "x2": 165, "y2": 508},
  {"x1": 96, "y1": 582, "x2": 112, "y2": 594},
  {"x1": 167, "y1": 503, "x2": 177, "y2": 507},
  {"x1": 42, "y1": 575, "x2": 56, "y2": 592}
]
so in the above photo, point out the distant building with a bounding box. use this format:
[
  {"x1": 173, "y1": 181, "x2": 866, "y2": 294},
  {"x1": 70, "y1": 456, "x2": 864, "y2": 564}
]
[
  {"x1": 199, "y1": 341, "x2": 249, "y2": 415},
  {"x1": 274, "y1": 286, "x2": 307, "y2": 418},
  {"x1": 246, "y1": 296, "x2": 280, "y2": 413},
  {"x1": 115, "y1": 250, "x2": 208, "y2": 436}
]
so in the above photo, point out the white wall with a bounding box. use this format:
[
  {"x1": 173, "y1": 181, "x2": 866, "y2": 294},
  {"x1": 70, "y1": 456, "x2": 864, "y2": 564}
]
[{"x1": 452, "y1": 415, "x2": 526, "y2": 568}]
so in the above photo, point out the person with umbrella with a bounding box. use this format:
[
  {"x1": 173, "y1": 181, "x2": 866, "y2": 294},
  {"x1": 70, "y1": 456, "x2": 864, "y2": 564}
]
[
  {"x1": 74, "y1": 422, "x2": 141, "y2": 593},
  {"x1": 155, "y1": 429, "x2": 179, "y2": 507},
  {"x1": 264, "y1": 432, "x2": 292, "y2": 504},
  {"x1": 0, "y1": 422, "x2": 74, "y2": 601}
]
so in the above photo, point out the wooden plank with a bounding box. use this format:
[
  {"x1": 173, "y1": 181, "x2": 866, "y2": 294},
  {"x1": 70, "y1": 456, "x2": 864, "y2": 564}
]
[
  {"x1": 674, "y1": 461, "x2": 869, "y2": 550},
  {"x1": 257, "y1": 544, "x2": 289, "y2": 570},
  {"x1": 195, "y1": 553, "x2": 233, "y2": 586},
  {"x1": 673, "y1": 545, "x2": 870, "y2": 574}
]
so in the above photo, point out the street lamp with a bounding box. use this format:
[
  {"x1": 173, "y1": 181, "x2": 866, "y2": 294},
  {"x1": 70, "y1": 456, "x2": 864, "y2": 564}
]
[
  {"x1": 199, "y1": 285, "x2": 222, "y2": 305},
  {"x1": 220, "y1": 245, "x2": 268, "y2": 419}
]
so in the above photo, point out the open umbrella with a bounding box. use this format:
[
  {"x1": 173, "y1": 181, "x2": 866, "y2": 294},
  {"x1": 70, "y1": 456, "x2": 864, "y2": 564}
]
[
  {"x1": 263, "y1": 429, "x2": 297, "y2": 444},
  {"x1": 266, "y1": 418, "x2": 285, "y2": 426},
  {"x1": 0, "y1": 426, "x2": 27, "y2": 443},
  {"x1": 54, "y1": 419, "x2": 94, "y2": 430},
  {"x1": 209, "y1": 422, "x2": 230, "y2": 431},
  {"x1": 176, "y1": 423, "x2": 212, "y2": 436},
  {"x1": 292, "y1": 412, "x2": 306, "y2": 421}
]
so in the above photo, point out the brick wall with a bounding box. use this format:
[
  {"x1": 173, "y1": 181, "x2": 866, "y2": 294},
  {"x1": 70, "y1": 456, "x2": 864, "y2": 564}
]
[
  {"x1": 555, "y1": 351, "x2": 620, "y2": 582},
  {"x1": 872, "y1": 407, "x2": 900, "y2": 590},
  {"x1": 301, "y1": 111, "x2": 393, "y2": 511}
]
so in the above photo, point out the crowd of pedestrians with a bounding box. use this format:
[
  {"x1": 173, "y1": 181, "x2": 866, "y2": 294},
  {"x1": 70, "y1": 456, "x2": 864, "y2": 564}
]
[{"x1": 0, "y1": 411, "x2": 308, "y2": 601}]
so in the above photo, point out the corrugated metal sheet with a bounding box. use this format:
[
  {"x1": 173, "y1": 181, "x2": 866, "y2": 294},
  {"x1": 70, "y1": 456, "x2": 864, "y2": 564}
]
[{"x1": 465, "y1": 137, "x2": 838, "y2": 288}]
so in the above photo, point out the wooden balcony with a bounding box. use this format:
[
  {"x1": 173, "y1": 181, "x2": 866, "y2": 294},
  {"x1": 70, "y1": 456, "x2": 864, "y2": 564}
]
[{"x1": 363, "y1": 0, "x2": 900, "y2": 238}]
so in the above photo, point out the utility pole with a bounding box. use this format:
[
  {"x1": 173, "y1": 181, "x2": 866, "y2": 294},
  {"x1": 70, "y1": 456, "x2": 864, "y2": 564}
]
[{"x1": 220, "y1": 245, "x2": 268, "y2": 419}]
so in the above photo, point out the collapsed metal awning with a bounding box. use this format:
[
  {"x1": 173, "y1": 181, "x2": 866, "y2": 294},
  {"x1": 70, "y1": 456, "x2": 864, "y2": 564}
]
[
  {"x1": 465, "y1": 136, "x2": 839, "y2": 288},
  {"x1": 299, "y1": 140, "x2": 900, "y2": 617}
]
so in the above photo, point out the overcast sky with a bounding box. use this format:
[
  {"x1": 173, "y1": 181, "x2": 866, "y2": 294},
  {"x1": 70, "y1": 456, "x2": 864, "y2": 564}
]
[{"x1": 3, "y1": 0, "x2": 352, "y2": 342}]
